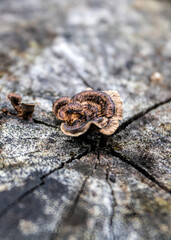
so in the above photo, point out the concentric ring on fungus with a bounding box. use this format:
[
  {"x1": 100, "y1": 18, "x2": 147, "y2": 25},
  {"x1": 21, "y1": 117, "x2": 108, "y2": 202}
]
[{"x1": 53, "y1": 88, "x2": 123, "y2": 137}]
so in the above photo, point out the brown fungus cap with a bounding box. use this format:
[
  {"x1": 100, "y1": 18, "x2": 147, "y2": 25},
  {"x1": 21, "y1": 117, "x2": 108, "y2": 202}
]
[
  {"x1": 7, "y1": 93, "x2": 35, "y2": 120},
  {"x1": 53, "y1": 88, "x2": 123, "y2": 137}
]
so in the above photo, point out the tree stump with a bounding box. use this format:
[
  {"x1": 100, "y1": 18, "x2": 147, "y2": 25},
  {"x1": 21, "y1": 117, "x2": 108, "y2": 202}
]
[{"x1": 0, "y1": 0, "x2": 171, "y2": 239}]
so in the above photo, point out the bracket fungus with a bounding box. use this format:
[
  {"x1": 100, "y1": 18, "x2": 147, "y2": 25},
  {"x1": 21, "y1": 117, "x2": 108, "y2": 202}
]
[
  {"x1": 53, "y1": 88, "x2": 123, "y2": 137},
  {"x1": 7, "y1": 93, "x2": 35, "y2": 120}
]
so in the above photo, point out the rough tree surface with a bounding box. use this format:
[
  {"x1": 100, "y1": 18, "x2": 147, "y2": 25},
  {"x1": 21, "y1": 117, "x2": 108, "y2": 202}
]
[{"x1": 0, "y1": 0, "x2": 171, "y2": 239}]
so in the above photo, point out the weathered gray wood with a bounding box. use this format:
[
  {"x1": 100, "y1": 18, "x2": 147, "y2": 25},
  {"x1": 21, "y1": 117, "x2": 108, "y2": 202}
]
[
  {"x1": 109, "y1": 102, "x2": 171, "y2": 191},
  {"x1": 0, "y1": 0, "x2": 171, "y2": 239}
]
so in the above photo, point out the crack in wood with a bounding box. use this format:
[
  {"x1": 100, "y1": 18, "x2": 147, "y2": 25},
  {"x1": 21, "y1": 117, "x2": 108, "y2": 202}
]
[
  {"x1": 105, "y1": 167, "x2": 116, "y2": 240},
  {"x1": 96, "y1": 98, "x2": 171, "y2": 194},
  {"x1": 53, "y1": 50, "x2": 93, "y2": 89},
  {"x1": 33, "y1": 118, "x2": 59, "y2": 128},
  {"x1": 110, "y1": 148, "x2": 171, "y2": 194},
  {"x1": 52, "y1": 176, "x2": 90, "y2": 240},
  {"x1": 76, "y1": 72, "x2": 93, "y2": 89},
  {"x1": 0, "y1": 182, "x2": 44, "y2": 218},
  {"x1": 115, "y1": 97, "x2": 171, "y2": 134},
  {"x1": 0, "y1": 148, "x2": 90, "y2": 218},
  {"x1": 51, "y1": 161, "x2": 97, "y2": 239},
  {"x1": 64, "y1": 175, "x2": 90, "y2": 220},
  {"x1": 50, "y1": 178, "x2": 90, "y2": 239}
]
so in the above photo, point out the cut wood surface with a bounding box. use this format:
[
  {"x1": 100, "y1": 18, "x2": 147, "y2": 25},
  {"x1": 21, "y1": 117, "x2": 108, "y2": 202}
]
[{"x1": 0, "y1": 0, "x2": 171, "y2": 239}]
